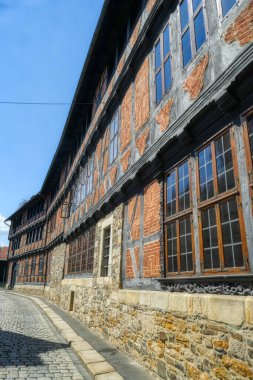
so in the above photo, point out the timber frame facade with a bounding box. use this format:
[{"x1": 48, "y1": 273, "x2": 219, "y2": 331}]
[{"x1": 6, "y1": 0, "x2": 253, "y2": 378}]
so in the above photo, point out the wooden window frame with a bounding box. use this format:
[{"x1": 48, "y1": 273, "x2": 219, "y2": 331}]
[
  {"x1": 86, "y1": 154, "x2": 94, "y2": 196},
  {"x1": 99, "y1": 216, "x2": 113, "y2": 278},
  {"x1": 31, "y1": 256, "x2": 36, "y2": 275},
  {"x1": 164, "y1": 158, "x2": 196, "y2": 276},
  {"x1": 101, "y1": 226, "x2": 111, "y2": 277},
  {"x1": 67, "y1": 226, "x2": 95, "y2": 276},
  {"x1": 109, "y1": 111, "x2": 119, "y2": 165},
  {"x1": 154, "y1": 22, "x2": 173, "y2": 104},
  {"x1": 38, "y1": 255, "x2": 44, "y2": 275},
  {"x1": 179, "y1": 0, "x2": 208, "y2": 68},
  {"x1": 196, "y1": 126, "x2": 249, "y2": 274},
  {"x1": 216, "y1": 0, "x2": 241, "y2": 19},
  {"x1": 242, "y1": 109, "x2": 253, "y2": 216}
]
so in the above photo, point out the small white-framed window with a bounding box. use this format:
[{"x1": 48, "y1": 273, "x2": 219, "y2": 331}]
[
  {"x1": 109, "y1": 111, "x2": 119, "y2": 165},
  {"x1": 154, "y1": 22, "x2": 172, "y2": 104},
  {"x1": 218, "y1": 0, "x2": 238, "y2": 18},
  {"x1": 99, "y1": 216, "x2": 113, "y2": 277},
  {"x1": 179, "y1": 0, "x2": 207, "y2": 68},
  {"x1": 87, "y1": 153, "x2": 94, "y2": 195}
]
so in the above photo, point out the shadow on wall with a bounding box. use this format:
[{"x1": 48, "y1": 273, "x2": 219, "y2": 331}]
[{"x1": 0, "y1": 329, "x2": 69, "y2": 367}]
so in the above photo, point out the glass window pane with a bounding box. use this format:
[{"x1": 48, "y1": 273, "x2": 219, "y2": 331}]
[
  {"x1": 199, "y1": 145, "x2": 214, "y2": 201},
  {"x1": 221, "y1": 0, "x2": 237, "y2": 17},
  {"x1": 194, "y1": 8, "x2": 206, "y2": 51},
  {"x1": 156, "y1": 71, "x2": 163, "y2": 103},
  {"x1": 182, "y1": 29, "x2": 192, "y2": 67},
  {"x1": 155, "y1": 41, "x2": 161, "y2": 70},
  {"x1": 215, "y1": 133, "x2": 235, "y2": 194},
  {"x1": 192, "y1": 0, "x2": 202, "y2": 12},
  {"x1": 180, "y1": 0, "x2": 189, "y2": 30},
  {"x1": 202, "y1": 207, "x2": 220, "y2": 270},
  {"x1": 114, "y1": 111, "x2": 119, "y2": 132},
  {"x1": 178, "y1": 162, "x2": 190, "y2": 212},
  {"x1": 163, "y1": 25, "x2": 170, "y2": 57},
  {"x1": 167, "y1": 171, "x2": 176, "y2": 216},
  {"x1": 164, "y1": 57, "x2": 172, "y2": 92},
  {"x1": 167, "y1": 222, "x2": 178, "y2": 272},
  {"x1": 179, "y1": 217, "x2": 193, "y2": 272},
  {"x1": 247, "y1": 119, "x2": 253, "y2": 161},
  {"x1": 220, "y1": 198, "x2": 244, "y2": 268}
]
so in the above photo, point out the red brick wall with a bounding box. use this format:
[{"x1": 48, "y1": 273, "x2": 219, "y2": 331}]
[
  {"x1": 136, "y1": 127, "x2": 150, "y2": 156},
  {"x1": 183, "y1": 54, "x2": 209, "y2": 99},
  {"x1": 128, "y1": 195, "x2": 141, "y2": 241},
  {"x1": 126, "y1": 249, "x2": 135, "y2": 279},
  {"x1": 120, "y1": 86, "x2": 132, "y2": 153},
  {"x1": 144, "y1": 181, "x2": 161, "y2": 237},
  {"x1": 224, "y1": 2, "x2": 253, "y2": 46},
  {"x1": 143, "y1": 240, "x2": 160, "y2": 278},
  {"x1": 125, "y1": 180, "x2": 161, "y2": 280},
  {"x1": 134, "y1": 57, "x2": 150, "y2": 132}
]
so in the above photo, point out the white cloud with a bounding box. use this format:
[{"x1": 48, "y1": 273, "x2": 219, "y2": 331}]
[{"x1": 0, "y1": 215, "x2": 9, "y2": 233}]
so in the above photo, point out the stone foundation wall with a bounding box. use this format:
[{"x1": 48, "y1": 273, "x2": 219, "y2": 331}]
[
  {"x1": 49, "y1": 287, "x2": 253, "y2": 380},
  {"x1": 11, "y1": 203, "x2": 253, "y2": 379},
  {"x1": 45, "y1": 243, "x2": 66, "y2": 305},
  {"x1": 13, "y1": 284, "x2": 45, "y2": 297}
]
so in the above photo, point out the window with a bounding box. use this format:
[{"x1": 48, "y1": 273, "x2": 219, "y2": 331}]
[
  {"x1": 12, "y1": 237, "x2": 21, "y2": 251},
  {"x1": 244, "y1": 116, "x2": 253, "y2": 182},
  {"x1": 87, "y1": 154, "x2": 94, "y2": 196},
  {"x1": 26, "y1": 225, "x2": 44, "y2": 245},
  {"x1": 101, "y1": 226, "x2": 111, "y2": 277},
  {"x1": 39, "y1": 255, "x2": 44, "y2": 275},
  {"x1": 164, "y1": 127, "x2": 249, "y2": 277},
  {"x1": 109, "y1": 111, "x2": 119, "y2": 164},
  {"x1": 70, "y1": 184, "x2": 79, "y2": 214},
  {"x1": 220, "y1": 0, "x2": 237, "y2": 17},
  {"x1": 24, "y1": 257, "x2": 29, "y2": 276},
  {"x1": 198, "y1": 129, "x2": 247, "y2": 272},
  {"x1": 92, "y1": 68, "x2": 108, "y2": 117},
  {"x1": 155, "y1": 24, "x2": 172, "y2": 103},
  {"x1": 165, "y1": 160, "x2": 194, "y2": 274},
  {"x1": 80, "y1": 166, "x2": 87, "y2": 203},
  {"x1": 31, "y1": 257, "x2": 36, "y2": 275},
  {"x1": 27, "y1": 200, "x2": 44, "y2": 220},
  {"x1": 243, "y1": 114, "x2": 253, "y2": 208},
  {"x1": 180, "y1": 0, "x2": 206, "y2": 67},
  {"x1": 67, "y1": 226, "x2": 95, "y2": 275}
]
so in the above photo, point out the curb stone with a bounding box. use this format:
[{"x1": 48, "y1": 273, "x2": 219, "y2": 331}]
[{"x1": 9, "y1": 292, "x2": 124, "y2": 380}]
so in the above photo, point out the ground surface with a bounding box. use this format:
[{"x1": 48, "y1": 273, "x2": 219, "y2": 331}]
[{"x1": 0, "y1": 291, "x2": 91, "y2": 380}]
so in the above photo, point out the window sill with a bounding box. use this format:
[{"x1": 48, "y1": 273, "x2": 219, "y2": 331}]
[{"x1": 158, "y1": 273, "x2": 253, "y2": 283}]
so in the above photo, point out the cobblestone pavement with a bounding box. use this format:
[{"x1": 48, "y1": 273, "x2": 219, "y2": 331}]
[{"x1": 0, "y1": 291, "x2": 91, "y2": 380}]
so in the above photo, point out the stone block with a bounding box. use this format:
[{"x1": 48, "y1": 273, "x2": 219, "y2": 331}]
[
  {"x1": 54, "y1": 321, "x2": 71, "y2": 331},
  {"x1": 139, "y1": 291, "x2": 152, "y2": 306},
  {"x1": 245, "y1": 296, "x2": 253, "y2": 325},
  {"x1": 125, "y1": 291, "x2": 140, "y2": 305},
  {"x1": 188, "y1": 294, "x2": 209, "y2": 317},
  {"x1": 207, "y1": 295, "x2": 245, "y2": 327},
  {"x1": 87, "y1": 361, "x2": 115, "y2": 377},
  {"x1": 71, "y1": 341, "x2": 93, "y2": 353},
  {"x1": 94, "y1": 372, "x2": 123, "y2": 380},
  {"x1": 150, "y1": 292, "x2": 170, "y2": 311},
  {"x1": 169, "y1": 293, "x2": 189, "y2": 314},
  {"x1": 62, "y1": 331, "x2": 82, "y2": 343},
  {"x1": 61, "y1": 327, "x2": 76, "y2": 337},
  {"x1": 118, "y1": 291, "x2": 127, "y2": 304},
  {"x1": 78, "y1": 350, "x2": 105, "y2": 365}
]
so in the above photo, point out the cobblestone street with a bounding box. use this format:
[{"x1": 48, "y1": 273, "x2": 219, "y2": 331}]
[{"x1": 0, "y1": 291, "x2": 91, "y2": 380}]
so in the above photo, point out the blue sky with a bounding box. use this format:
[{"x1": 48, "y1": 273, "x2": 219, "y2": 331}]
[{"x1": 0, "y1": 0, "x2": 104, "y2": 246}]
